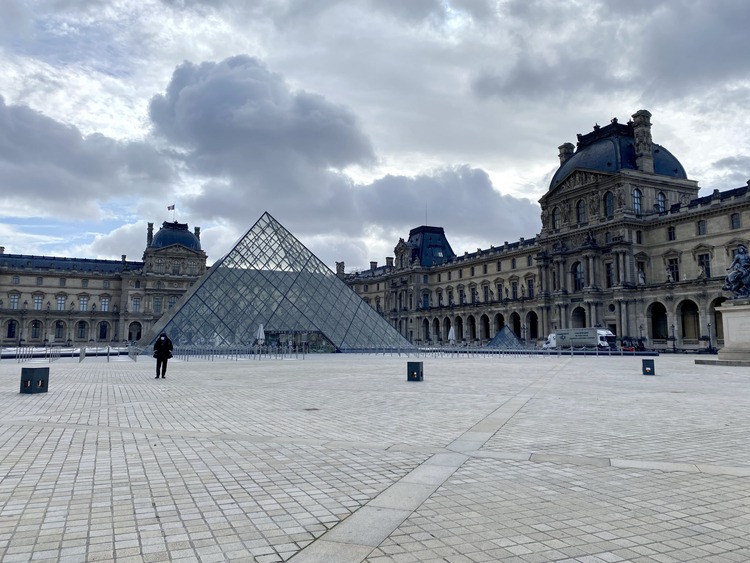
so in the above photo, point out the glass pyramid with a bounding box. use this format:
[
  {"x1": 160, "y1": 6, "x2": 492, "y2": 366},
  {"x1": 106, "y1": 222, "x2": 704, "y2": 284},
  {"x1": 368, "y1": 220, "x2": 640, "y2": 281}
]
[{"x1": 146, "y1": 212, "x2": 414, "y2": 352}]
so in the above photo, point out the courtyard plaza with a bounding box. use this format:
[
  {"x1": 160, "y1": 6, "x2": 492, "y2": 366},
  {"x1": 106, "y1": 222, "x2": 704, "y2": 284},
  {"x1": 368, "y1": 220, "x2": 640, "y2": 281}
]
[{"x1": 0, "y1": 351, "x2": 749, "y2": 562}]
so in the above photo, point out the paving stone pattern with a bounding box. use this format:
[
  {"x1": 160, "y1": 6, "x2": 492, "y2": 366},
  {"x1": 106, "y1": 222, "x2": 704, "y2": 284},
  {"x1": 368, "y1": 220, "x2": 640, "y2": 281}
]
[{"x1": 0, "y1": 354, "x2": 748, "y2": 562}]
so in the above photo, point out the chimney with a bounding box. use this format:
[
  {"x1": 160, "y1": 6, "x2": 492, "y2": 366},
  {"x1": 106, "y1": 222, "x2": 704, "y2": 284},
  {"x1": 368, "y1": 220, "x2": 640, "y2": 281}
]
[
  {"x1": 370, "y1": 261, "x2": 378, "y2": 271},
  {"x1": 335, "y1": 261, "x2": 345, "y2": 278},
  {"x1": 194, "y1": 226, "x2": 200, "y2": 240},
  {"x1": 147, "y1": 222, "x2": 154, "y2": 246},
  {"x1": 0, "y1": 246, "x2": 4, "y2": 254},
  {"x1": 386, "y1": 257, "x2": 394, "y2": 267},
  {"x1": 632, "y1": 109, "x2": 654, "y2": 174},
  {"x1": 121, "y1": 255, "x2": 127, "y2": 264},
  {"x1": 558, "y1": 142, "x2": 575, "y2": 165}
]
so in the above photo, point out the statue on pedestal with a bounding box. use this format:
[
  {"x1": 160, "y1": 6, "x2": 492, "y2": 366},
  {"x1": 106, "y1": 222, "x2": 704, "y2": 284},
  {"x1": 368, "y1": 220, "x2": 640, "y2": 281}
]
[{"x1": 723, "y1": 244, "x2": 750, "y2": 297}]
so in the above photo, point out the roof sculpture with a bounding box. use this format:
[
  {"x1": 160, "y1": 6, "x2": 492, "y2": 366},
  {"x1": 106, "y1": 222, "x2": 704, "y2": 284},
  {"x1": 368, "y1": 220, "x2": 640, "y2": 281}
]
[{"x1": 143, "y1": 212, "x2": 414, "y2": 352}]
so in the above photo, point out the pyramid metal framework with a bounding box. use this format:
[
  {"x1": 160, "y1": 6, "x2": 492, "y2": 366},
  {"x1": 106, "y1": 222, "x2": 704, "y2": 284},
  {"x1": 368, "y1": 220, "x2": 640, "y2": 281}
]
[{"x1": 145, "y1": 212, "x2": 414, "y2": 352}]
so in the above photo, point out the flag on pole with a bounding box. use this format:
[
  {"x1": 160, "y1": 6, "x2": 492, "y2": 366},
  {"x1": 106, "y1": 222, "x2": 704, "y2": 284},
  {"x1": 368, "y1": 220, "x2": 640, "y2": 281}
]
[{"x1": 167, "y1": 204, "x2": 175, "y2": 210}]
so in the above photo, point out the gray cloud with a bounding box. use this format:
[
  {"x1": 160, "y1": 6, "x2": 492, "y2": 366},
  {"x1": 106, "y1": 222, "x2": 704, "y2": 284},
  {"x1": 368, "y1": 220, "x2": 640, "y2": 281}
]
[
  {"x1": 145, "y1": 55, "x2": 540, "y2": 268},
  {"x1": 149, "y1": 56, "x2": 375, "y2": 173},
  {"x1": 0, "y1": 96, "x2": 174, "y2": 218}
]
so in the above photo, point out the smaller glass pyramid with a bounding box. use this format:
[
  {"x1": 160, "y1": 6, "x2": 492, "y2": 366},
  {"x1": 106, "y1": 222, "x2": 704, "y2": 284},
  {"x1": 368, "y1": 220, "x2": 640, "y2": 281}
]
[
  {"x1": 145, "y1": 212, "x2": 414, "y2": 352},
  {"x1": 485, "y1": 325, "x2": 524, "y2": 349}
]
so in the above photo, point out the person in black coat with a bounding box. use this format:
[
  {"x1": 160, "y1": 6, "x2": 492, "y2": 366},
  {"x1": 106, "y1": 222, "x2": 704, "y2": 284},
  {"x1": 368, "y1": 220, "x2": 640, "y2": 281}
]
[{"x1": 153, "y1": 332, "x2": 173, "y2": 379}]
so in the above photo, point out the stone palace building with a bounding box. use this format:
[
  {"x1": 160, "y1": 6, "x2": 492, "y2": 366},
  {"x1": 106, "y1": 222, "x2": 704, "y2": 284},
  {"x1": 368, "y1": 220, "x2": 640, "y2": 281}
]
[
  {"x1": 0, "y1": 221, "x2": 207, "y2": 347},
  {"x1": 343, "y1": 110, "x2": 750, "y2": 352}
]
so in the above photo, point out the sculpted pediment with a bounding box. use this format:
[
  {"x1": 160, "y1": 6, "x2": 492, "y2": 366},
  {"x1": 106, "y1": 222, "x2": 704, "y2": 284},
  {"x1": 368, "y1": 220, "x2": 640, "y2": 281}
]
[{"x1": 556, "y1": 170, "x2": 606, "y2": 193}]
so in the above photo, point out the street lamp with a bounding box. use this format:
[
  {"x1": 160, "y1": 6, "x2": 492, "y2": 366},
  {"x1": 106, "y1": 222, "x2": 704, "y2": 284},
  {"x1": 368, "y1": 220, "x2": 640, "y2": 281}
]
[
  {"x1": 670, "y1": 323, "x2": 676, "y2": 353},
  {"x1": 707, "y1": 321, "x2": 712, "y2": 354}
]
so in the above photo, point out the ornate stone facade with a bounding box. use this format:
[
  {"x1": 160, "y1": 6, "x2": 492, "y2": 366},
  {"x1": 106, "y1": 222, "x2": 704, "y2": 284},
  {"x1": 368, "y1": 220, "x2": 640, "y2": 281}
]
[
  {"x1": 345, "y1": 111, "x2": 750, "y2": 352},
  {"x1": 0, "y1": 221, "x2": 207, "y2": 347}
]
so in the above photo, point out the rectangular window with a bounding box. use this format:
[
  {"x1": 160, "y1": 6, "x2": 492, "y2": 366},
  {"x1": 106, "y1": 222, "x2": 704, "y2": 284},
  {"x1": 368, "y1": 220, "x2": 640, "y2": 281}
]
[
  {"x1": 470, "y1": 267, "x2": 475, "y2": 276},
  {"x1": 10, "y1": 294, "x2": 19, "y2": 309},
  {"x1": 168, "y1": 296, "x2": 177, "y2": 309},
  {"x1": 458, "y1": 269, "x2": 463, "y2": 279},
  {"x1": 483, "y1": 264, "x2": 488, "y2": 274},
  {"x1": 668, "y1": 258, "x2": 679, "y2": 282},
  {"x1": 483, "y1": 286, "x2": 489, "y2": 302},
  {"x1": 731, "y1": 213, "x2": 741, "y2": 229},
  {"x1": 77, "y1": 322, "x2": 87, "y2": 339},
  {"x1": 57, "y1": 296, "x2": 66, "y2": 311},
  {"x1": 447, "y1": 271, "x2": 451, "y2": 281},
  {"x1": 152, "y1": 297, "x2": 162, "y2": 314},
  {"x1": 99, "y1": 323, "x2": 108, "y2": 340},
  {"x1": 423, "y1": 275, "x2": 428, "y2": 284},
  {"x1": 527, "y1": 255, "x2": 533, "y2": 267},
  {"x1": 511, "y1": 258, "x2": 516, "y2": 269},
  {"x1": 437, "y1": 273, "x2": 441, "y2": 282},
  {"x1": 636, "y1": 230, "x2": 642, "y2": 244},
  {"x1": 528, "y1": 279, "x2": 534, "y2": 299},
  {"x1": 59, "y1": 278, "x2": 66, "y2": 287},
  {"x1": 172, "y1": 263, "x2": 180, "y2": 275},
  {"x1": 55, "y1": 321, "x2": 64, "y2": 339},
  {"x1": 79, "y1": 297, "x2": 88, "y2": 311},
  {"x1": 511, "y1": 281, "x2": 518, "y2": 299},
  {"x1": 34, "y1": 296, "x2": 43, "y2": 310},
  {"x1": 100, "y1": 297, "x2": 109, "y2": 312},
  {"x1": 12, "y1": 275, "x2": 20, "y2": 284},
  {"x1": 605, "y1": 263, "x2": 615, "y2": 288},
  {"x1": 363, "y1": 284, "x2": 368, "y2": 292},
  {"x1": 696, "y1": 220, "x2": 707, "y2": 236},
  {"x1": 132, "y1": 297, "x2": 141, "y2": 313},
  {"x1": 188, "y1": 261, "x2": 197, "y2": 275},
  {"x1": 82, "y1": 279, "x2": 89, "y2": 288},
  {"x1": 698, "y1": 253, "x2": 711, "y2": 278},
  {"x1": 103, "y1": 279, "x2": 110, "y2": 289},
  {"x1": 36, "y1": 277, "x2": 43, "y2": 286},
  {"x1": 667, "y1": 226, "x2": 675, "y2": 241},
  {"x1": 497, "y1": 260, "x2": 502, "y2": 272}
]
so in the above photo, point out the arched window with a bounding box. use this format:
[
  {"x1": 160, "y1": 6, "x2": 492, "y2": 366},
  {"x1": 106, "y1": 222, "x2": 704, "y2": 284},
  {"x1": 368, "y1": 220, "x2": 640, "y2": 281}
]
[
  {"x1": 632, "y1": 188, "x2": 642, "y2": 214},
  {"x1": 576, "y1": 199, "x2": 586, "y2": 224},
  {"x1": 603, "y1": 192, "x2": 614, "y2": 217},
  {"x1": 572, "y1": 262, "x2": 585, "y2": 291},
  {"x1": 656, "y1": 192, "x2": 666, "y2": 213},
  {"x1": 99, "y1": 322, "x2": 108, "y2": 340},
  {"x1": 552, "y1": 207, "x2": 561, "y2": 229}
]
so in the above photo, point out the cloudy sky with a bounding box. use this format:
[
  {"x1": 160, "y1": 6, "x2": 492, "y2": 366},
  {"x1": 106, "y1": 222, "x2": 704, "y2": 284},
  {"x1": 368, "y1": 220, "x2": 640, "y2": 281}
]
[{"x1": 1, "y1": 0, "x2": 749, "y2": 271}]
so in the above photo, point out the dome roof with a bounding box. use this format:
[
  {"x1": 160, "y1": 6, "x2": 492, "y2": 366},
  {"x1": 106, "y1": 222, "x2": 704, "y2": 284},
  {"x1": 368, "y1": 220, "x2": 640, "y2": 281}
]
[
  {"x1": 151, "y1": 221, "x2": 202, "y2": 252},
  {"x1": 549, "y1": 118, "x2": 687, "y2": 191}
]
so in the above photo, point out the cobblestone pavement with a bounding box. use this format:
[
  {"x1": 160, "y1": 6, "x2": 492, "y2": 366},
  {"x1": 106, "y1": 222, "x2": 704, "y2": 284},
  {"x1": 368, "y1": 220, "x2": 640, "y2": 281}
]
[{"x1": 0, "y1": 353, "x2": 749, "y2": 562}]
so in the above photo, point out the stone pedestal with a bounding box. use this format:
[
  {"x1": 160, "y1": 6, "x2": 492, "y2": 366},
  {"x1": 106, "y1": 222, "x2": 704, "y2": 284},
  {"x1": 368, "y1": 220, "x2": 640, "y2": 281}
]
[{"x1": 717, "y1": 299, "x2": 750, "y2": 363}]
